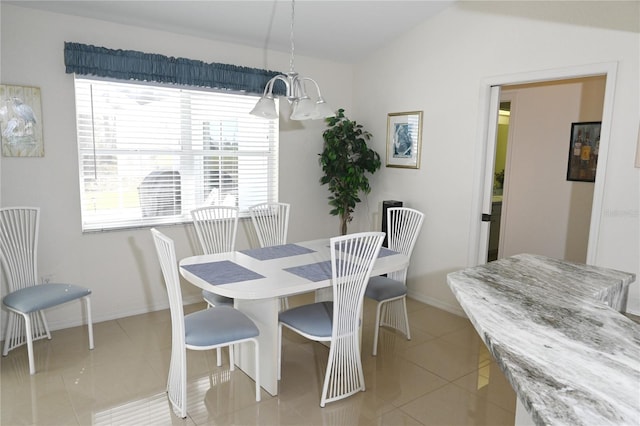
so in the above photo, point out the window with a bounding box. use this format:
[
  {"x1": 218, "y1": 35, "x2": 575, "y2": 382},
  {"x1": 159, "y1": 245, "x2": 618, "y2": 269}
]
[{"x1": 74, "y1": 77, "x2": 278, "y2": 231}]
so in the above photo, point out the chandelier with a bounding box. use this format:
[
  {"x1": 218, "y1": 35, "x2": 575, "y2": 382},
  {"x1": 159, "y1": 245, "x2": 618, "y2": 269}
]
[{"x1": 250, "y1": 0, "x2": 334, "y2": 121}]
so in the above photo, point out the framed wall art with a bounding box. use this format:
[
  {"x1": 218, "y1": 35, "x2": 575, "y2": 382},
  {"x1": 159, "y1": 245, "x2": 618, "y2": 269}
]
[
  {"x1": 0, "y1": 84, "x2": 44, "y2": 157},
  {"x1": 566, "y1": 121, "x2": 600, "y2": 182},
  {"x1": 386, "y1": 111, "x2": 422, "y2": 169}
]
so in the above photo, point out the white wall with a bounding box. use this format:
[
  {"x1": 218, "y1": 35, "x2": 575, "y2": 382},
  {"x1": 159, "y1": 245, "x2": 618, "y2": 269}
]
[
  {"x1": 352, "y1": 2, "x2": 639, "y2": 315},
  {"x1": 0, "y1": 4, "x2": 353, "y2": 334}
]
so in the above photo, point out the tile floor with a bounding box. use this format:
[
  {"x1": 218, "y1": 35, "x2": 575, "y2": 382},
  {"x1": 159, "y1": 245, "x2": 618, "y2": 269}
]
[{"x1": 1, "y1": 295, "x2": 517, "y2": 425}]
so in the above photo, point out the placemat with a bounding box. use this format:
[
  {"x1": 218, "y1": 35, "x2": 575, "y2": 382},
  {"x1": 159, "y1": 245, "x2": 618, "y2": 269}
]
[
  {"x1": 240, "y1": 243, "x2": 315, "y2": 261},
  {"x1": 284, "y1": 261, "x2": 333, "y2": 282},
  {"x1": 182, "y1": 260, "x2": 264, "y2": 285}
]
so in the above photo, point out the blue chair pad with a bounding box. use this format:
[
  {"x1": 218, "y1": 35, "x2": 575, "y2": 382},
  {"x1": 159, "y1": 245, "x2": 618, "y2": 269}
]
[
  {"x1": 279, "y1": 302, "x2": 333, "y2": 338},
  {"x1": 185, "y1": 306, "x2": 258, "y2": 347},
  {"x1": 3, "y1": 283, "x2": 91, "y2": 314},
  {"x1": 202, "y1": 290, "x2": 233, "y2": 306},
  {"x1": 365, "y1": 276, "x2": 407, "y2": 302}
]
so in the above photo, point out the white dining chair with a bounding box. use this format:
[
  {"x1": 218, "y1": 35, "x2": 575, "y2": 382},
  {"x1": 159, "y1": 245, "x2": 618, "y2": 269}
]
[
  {"x1": 249, "y1": 202, "x2": 290, "y2": 247},
  {"x1": 191, "y1": 206, "x2": 238, "y2": 367},
  {"x1": 277, "y1": 231, "x2": 384, "y2": 407},
  {"x1": 150, "y1": 228, "x2": 260, "y2": 418},
  {"x1": 191, "y1": 206, "x2": 237, "y2": 309},
  {"x1": 366, "y1": 207, "x2": 424, "y2": 356},
  {"x1": 0, "y1": 207, "x2": 94, "y2": 375},
  {"x1": 249, "y1": 202, "x2": 291, "y2": 310}
]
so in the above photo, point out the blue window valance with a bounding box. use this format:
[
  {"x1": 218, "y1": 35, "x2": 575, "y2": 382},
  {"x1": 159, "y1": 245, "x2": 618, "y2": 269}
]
[{"x1": 64, "y1": 42, "x2": 285, "y2": 95}]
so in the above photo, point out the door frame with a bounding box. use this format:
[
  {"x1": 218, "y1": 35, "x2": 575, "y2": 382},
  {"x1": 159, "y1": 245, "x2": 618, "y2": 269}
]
[
  {"x1": 468, "y1": 62, "x2": 618, "y2": 266},
  {"x1": 496, "y1": 90, "x2": 517, "y2": 260}
]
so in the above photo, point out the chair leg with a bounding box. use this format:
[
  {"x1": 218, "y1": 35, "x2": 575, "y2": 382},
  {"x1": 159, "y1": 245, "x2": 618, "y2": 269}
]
[
  {"x1": 401, "y1": 297, "x2": 411, "y2": 340},
  {"x1": 38, "y1": 310, "x2": 52, "y2": 340},
  {"x1": 382, "y1": 298, "x2": 411, "y2": 339},
  {"x1": 254, "y1": 339, "x2": 261, "y2": 402},
  {"x1": 229, "y1": 345, "x2": 235, "y2": 371},
  {"x1": 320, "y1": 332, "x2": 365, "y2": 407},
  {"x1": 167, "y1": 346, "x2": 187, "y2": 418},
  {"x1": 23, "y1": 313, "x2": 36, "y2": 375},
  {"x1": 216, "y1": 348, "x2": 222, "y2": 367},
  {"x1": 372, "y1": 301, "x2": 384, "y2": 356},
  {"x1": 2, "y1": 312, "x2": 15, "y2": 356},
  {"x1": 277, "y1": 324, "x2": 282, "y2": 380},
  {"x1": 85, "y1": 296, "x2": 95, "y2": 350}
]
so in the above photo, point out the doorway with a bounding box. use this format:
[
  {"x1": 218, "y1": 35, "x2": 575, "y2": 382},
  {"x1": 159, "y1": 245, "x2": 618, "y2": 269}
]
[
  {"x1": 487, "y1": 101, "x2": 510, "y2": 262},
  {"x1": 486, "y1": 77, "x2": 605, "y2": 264},
  {"x1": 470, "y1": 62, "x2": 618, "y2": 267}
]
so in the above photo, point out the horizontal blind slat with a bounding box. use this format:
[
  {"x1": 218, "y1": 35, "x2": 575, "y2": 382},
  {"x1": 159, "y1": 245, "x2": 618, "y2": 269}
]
[{"x1": 74, "y1": 77, "x2": 278, "y2": 231}]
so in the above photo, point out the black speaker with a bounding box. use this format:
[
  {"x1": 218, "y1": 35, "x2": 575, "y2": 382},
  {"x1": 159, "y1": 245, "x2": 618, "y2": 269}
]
[{"x1": 382, "y1": 200, "x2": 403, "y2": 247}]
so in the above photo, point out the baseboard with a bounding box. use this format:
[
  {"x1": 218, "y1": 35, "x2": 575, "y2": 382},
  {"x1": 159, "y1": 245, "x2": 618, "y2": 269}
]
[{"x1": 406, "y1": 290, "x2": 467, "y2": 318}]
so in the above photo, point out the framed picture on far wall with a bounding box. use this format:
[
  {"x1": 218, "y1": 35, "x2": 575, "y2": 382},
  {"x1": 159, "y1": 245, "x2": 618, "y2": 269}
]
[
  {"x1": 386, "y1": 111, "x2": 423, "y2": 169},
  {"x1": 567, "y1": 121, "x2": 601, "y2": 182}
]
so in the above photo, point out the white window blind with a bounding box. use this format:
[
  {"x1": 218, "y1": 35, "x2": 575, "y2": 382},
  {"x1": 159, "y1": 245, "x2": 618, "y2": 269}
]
[{"x1": 74, "y1": 77, "x2": 278, "y2": 232}]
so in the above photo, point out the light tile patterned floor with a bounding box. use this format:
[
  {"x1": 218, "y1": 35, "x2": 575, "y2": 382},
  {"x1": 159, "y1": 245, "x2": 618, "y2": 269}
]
[{"x1": 1, "y1": 296, "x2": 516, "y2": 425}]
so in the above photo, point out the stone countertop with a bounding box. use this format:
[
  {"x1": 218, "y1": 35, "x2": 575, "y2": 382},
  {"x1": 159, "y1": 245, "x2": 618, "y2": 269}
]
[{"x1": 446, "y1": 254, "x2": 639, "y2": 425}]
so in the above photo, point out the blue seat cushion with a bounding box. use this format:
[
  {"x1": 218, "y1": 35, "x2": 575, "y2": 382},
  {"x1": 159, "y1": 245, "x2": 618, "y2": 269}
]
[
  {"x1": 365, "y1": 276, "x2": 407, "y2": 302},
  {"x1": 278, "y1": 302, "x2": 333, "y2": 338},
  {"x1": 184, "y1": 306, "x2": 259, "y2": 347},
  {"x1": 202, "y1": 290, "x2": 233, "y2": 306},
  {"x1": 3, "y1": 283, "x2": 91, "y2": 314}
]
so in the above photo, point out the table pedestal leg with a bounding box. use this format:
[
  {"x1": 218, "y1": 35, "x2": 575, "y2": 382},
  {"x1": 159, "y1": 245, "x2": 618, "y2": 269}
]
[{"x1": 234, "y1": 297, "x2": 280, "y2": 396}]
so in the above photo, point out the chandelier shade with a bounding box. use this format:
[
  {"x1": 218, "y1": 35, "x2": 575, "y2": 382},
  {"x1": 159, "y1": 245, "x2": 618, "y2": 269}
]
[{"x1": 250, "y1": 0, "x2": 334, "y2": 121}]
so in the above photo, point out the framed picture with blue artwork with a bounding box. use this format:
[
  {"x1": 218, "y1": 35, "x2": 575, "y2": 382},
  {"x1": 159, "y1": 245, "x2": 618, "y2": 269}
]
[
  {"x1": 0, "y1": 84, "x2": 44, "y2": 157},
  {"x1": 386, "y1": 111, "x2": 422, "y2": 169}
]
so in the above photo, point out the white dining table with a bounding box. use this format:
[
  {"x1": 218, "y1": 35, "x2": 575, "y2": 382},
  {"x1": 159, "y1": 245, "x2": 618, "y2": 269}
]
[{"x1": 179, "y1": 238, "x2": 409, "y2": 396}]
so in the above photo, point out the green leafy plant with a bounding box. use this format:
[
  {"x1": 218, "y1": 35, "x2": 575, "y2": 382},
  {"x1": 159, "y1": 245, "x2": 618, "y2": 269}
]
[{"x1": 319, "y1": 108, "x2": 381, "y2": 235}]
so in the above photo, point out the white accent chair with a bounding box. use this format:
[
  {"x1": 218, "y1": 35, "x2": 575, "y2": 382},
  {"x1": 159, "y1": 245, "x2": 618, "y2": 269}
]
[
  {"x1": 150, "y1": 228, "x2": 260, "y2": 418},
  {"x1": 0, "y1": 207, "x2": 94, "y2": 375},
  {"x1": 191, "y1": 206, "x2": 237, "y2": 309},
  {"x1": 366, "y1": 207, "x2": 424, "y2": 356},
  {"x1": 278, "y1": 231, "x2": 384, "y2": 407},
  {"x1": 249, "y1": 202, "x2": 290, "y2": 310}
]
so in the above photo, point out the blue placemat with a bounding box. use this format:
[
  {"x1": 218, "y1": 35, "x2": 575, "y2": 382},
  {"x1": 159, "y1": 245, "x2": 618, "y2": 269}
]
[
  {"x1": 182, "y1": 261, "x2": 264, "y2": 285},
  {"x1": 240, "y1": 244, "x2": 315, "y2": 261},
  {"x1": 284, "y1": 261, "x2": 333, "y2": 282}
]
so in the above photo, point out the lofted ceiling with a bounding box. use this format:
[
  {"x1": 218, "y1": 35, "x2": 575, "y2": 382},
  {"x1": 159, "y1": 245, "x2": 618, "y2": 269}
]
[{"x1": 6, "y1": 0, "x2": 457, "y2": 63}]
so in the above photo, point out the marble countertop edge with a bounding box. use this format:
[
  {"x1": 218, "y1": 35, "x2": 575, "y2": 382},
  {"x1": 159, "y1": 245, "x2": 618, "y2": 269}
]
[{"x1": 446, "y1": 254, "x2": 639, "y2": 425}]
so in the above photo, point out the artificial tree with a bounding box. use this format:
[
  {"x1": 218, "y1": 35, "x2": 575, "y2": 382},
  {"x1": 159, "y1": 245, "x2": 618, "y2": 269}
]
[{"x1": 319, "y1": 108, "x2": 381, "y2": 235}]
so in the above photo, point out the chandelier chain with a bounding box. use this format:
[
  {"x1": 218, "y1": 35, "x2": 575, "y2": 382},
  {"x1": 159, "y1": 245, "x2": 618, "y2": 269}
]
[
  {"x1": 250, "y1": 0, "x2": 333, "y2": 120},
  {"x1": 289, "y1": 0, "x2": 295, "y2": 73}
]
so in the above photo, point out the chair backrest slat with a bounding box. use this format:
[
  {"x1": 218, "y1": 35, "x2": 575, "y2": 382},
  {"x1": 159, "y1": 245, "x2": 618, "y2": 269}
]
[
  {"x1": 386, "y1": 207, "x2": 424, "y2": 283},
  {"x1": 249, "y1": 202, "x2": 290, "y2": 248},
  {"x1": 150, "y1": 228, "x2": 188, "y2": 416},
  {"x1": 191, "y1": 206, "x2": 239, "y2": 254},
  {"x1": 0, "y1": 207, "x2": 40, "y2": 292},
  {"x1": 151, "y1": 228, "x2": 186, "y2": 336},
  {"x1": 330, "y1": 232, "x2": 385, "y2": 338}
]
